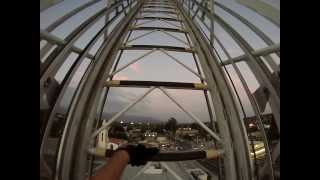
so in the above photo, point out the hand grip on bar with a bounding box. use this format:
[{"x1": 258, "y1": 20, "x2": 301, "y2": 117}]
[{"x1": 88, "y1": 148, "x2": 223, "y2": 161}]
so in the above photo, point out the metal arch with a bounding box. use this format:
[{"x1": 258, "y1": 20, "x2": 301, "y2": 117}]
[
  {"x1": 188, "y1": 1, "x2": 279, "y2": 75},
  {"x1": 236, "y1": 0, "x2": 280, "y2": 27},
  {"x1": 188, "y1": 0, "x2": 280, "y2": 131},
  {"x1": 40, "y1": 0, "x2": 280, "y2": 180},
  {"x1": 56, "y1": 2, "x2": 143, "y2": 179},
  {"x1": 177, "y1": 0, "x2": 252, "y2": 179},
  {"x1": 189, "y1": 0, "x2": 279, "y2": 83},
  {"x1": 215, "y1": 2, "x2": 280, "y2": 72},
  {"x1": 40, "y1": 0, "x2": 64, "y2": 12},
  {"x1": 215, "y1": 2, "x2": 279, "y2": 56},
  {"x1": 212, "y1": 14, "x2": 280, "y2": 130},
  {"x1": 185, "y1": 3, "x2": 279, "y2": 178},
  {"x1": 40, "y1": 0, "x2": 134, "y2": 157},
  {"x1": 214, "y1": 35, "x2": 275, "y2": 180},
  {"x1": 189, "y1": 1, "x2": 282, "y2": 83},
  {"x1": 40, "y1": 1, "x2": 125, "y2": 85},
  {"x1": 45, "y1": 0, "x2": 103, "y2": 32},
  {"x1": 212, "y1": 35, "x2": 260, "y2": 179}
]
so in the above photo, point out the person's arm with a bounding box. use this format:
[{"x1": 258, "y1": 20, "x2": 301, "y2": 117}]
[
  {"x1": 91, "y1": 150, "x2": 129, "y2": 180},
  {"x1": 90, "y1": 144, "x2": 159, "y2": 180}
]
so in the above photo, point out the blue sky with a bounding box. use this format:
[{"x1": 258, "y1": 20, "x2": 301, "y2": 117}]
[{"x1": 40, "y1": 0, "x2": 280, "y2": 123}]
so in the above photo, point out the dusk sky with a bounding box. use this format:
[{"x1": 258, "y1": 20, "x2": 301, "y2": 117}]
[{"x1": 40, "y1": 0, "x2": 280, "y2": 123}]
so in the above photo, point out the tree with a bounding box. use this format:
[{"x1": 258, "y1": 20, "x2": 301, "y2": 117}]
[
  {"x1": 165, "y1": 117, "x2": 177, "y2": 134},
  {"x1": 182, "y1": 134, "x2": 192, "y2": 141},
  {"x1": 109, "y1": 122, "x2": 128, "y2": 140},
  {"x1": 191, "y1": 122, "x2": 208, "y2": 139}
]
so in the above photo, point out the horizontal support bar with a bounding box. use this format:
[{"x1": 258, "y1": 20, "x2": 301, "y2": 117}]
[
  {"x1": 45, "y1": 0, "x2": 102, "y2": 32},
  {"x1": 136, "y1": 16, "x2": 182, "y2": 22},
  {"x1": 130, "y1": 26, "x2": 187, "y2": 33},
  {"x1": 40, "y1": 29, "x2": 65, "y2": 45},
  {"x1": 105, "y1": 80, "x2": 208, "y2": 90},
  {"x1": 143, "y1": 5, "x2": 176, "y2": 9},
  {"x1": 40, "y1": 30, "x2": 95, "y2": 59},
  {"x1": 88, "y1": 148, "x2": 224, "y2": 161},
  {"x1": 121, "y1": 45, "x2": 194, "y2": 52},
  {"x1": 141, "y1": 10, "x2": 178, "y2": 14},
  {"x1": 221, "y1": 43, "x2": 280, "y2": 66},
  {"x1": 145, "y1": 2, "x2": 175, "y2": 6}
]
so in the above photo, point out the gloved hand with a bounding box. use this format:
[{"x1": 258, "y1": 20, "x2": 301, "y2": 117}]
[{"x1": 116, "y1": 144, "x2": 159, "y2": 166}]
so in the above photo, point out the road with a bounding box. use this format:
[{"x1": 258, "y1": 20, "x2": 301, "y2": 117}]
[
  {"x1": 119, "y1": 138, "x2": 220, "y2": 180},
  {"x1": 121, "y1": 162, "x2": 191, "y2": 180},
  {"x1": 176, "y1": 138, "x2": 220, "y2": 176}
]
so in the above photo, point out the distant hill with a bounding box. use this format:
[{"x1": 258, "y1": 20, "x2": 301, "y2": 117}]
[
  {"x1": 102, "y1": 113, "x2": 163, "y2": 124},
  {"x1": 56, "y1": 87, "x2": 164, "y2": 124}
]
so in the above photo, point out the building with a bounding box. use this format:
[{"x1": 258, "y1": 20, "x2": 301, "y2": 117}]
[
  {"x1": 144, "y1": 131, "x2": 157, "y2": 140},
  {"x1": 128, "y1": 128, "x2": 142, "y2": 140},
  {"x1": 176, "y1": 128, "x2": 199, "y2": 137},
  {"x1": 97, "y1": 120, "x2": 128, "y2": 150},
  {"x1": 107, "y1": 138, "x2": 128, "y2": 150},
  {"x1": 96, "y1": 120, "x2": 110, "y2": 149}
]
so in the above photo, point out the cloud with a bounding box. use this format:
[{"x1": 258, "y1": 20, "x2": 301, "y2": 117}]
[
  {"x1": 113, "y1": 74, "x2": 128, "y2": 80},
  {"x1": 129, "y1": 62, "x2": 141, "y2": 73}
]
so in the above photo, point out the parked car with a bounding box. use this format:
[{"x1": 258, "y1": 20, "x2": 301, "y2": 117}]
[{"x1": 186, "y1": 168, "x2": 208, "y2": 180}]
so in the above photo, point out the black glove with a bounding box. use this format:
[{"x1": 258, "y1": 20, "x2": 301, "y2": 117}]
[{"x1": 117, "y1": 144, "x2": 159, "y2": 166}]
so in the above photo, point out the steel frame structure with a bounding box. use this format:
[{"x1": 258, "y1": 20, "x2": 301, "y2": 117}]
[{"x1": 40, "y1": 0, "x2": 280, "y2": 180}]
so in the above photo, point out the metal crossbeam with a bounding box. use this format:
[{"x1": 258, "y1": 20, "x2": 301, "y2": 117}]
[
  {"x1": 136, "y1": 16, "x2": 182, "y2": 22},
  {"x1": 135, "y1": 19, "x2": 156, "y2": 26},
  {"x1": 141, "y1": 10, "x2": 178, "y2": 14},
  {"x1": 158, "y1": 18, "x2": 182, "y2": 29},
  {"x1": 159, "y1": 30, "x2": 189, "y2": 45},
  {"x1": 143, "y1": 5, "x2": 176, "y2": 9},
  {"x1": 126, "y1": 29, "x2": 158, "y2": 43},
  {"x1": 131, "y1": 26, "x2": 187, "y2": 33},
  {"x1": 220, "y1": 43, "x2": 280, "y2": 66},
  {"x1": 40, "y1": 30, "x2": 95, "y2": 59},
  {"x1": 159, "y1": 48, "x2": 205, "y2": 80},
  {"x1": 121, "y1": 44, "x2": 194, "y2": 52},
  {"x1": 109, "y1": 47, "x2": 203, "y2": 80},
  {"x1": 105, "y1": 80, "x2": 208, "y2": 90},
  {"x1": 108, "y1": 49, "x2": 156, "y2": 76}
]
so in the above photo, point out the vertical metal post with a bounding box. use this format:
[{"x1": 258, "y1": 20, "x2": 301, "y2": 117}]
[
  {"x1": 177, "y1": 1, "x2": 252, "y2": 179},
  {"x1": 88, "y1": 26, "x2": 135, "y2": 177},
  {"x1": 210, "y1": 0, "x2": 214, "y2": 47},
  {"x1": 56, "y1": 2, "x2": 144, "y2": 179},
  {"x1": 215, "y1": 35, "x2": 274, "y2": 180},
  {"x1": 104, "y1": 0, "x2": 112, "y2": 39}
]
